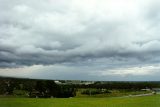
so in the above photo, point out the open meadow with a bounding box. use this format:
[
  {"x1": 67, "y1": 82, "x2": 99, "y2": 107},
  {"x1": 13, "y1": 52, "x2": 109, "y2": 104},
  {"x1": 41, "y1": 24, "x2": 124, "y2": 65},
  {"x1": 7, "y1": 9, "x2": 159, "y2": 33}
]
[{"x1": 0, "y1": 94, "x2": 160, "y2": 107}]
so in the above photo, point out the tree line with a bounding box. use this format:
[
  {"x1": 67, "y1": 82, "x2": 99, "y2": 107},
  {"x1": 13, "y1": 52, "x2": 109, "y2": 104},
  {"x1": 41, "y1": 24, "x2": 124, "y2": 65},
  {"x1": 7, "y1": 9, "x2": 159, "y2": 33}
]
[
  {"x1": 0, "y1": 77, "x2": 76, "y2": 98},
  {"x1": 0, "y1": 77, "x2": 160, "y2": 98}
]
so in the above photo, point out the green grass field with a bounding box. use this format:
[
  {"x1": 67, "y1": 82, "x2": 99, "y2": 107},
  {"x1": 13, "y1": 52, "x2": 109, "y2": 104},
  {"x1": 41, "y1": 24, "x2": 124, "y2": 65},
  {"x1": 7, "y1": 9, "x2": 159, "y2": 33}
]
[{"x1": 0, "y1": 95, "x2": 160, "y2": 107}]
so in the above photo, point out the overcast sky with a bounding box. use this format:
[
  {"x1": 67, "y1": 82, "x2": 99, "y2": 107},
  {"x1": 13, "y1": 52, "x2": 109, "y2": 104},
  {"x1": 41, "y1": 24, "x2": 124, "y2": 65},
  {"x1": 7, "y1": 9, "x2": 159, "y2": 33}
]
[{"x1": 0, "y1": 0, "x2": 160, "y2": 81}]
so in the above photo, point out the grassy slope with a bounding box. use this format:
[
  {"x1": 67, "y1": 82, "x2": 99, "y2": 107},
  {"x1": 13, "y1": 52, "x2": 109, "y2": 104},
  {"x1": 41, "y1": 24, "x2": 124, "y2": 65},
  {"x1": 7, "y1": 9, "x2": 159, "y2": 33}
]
[
  {"x1": 0, "y1": 95, "x2": 160, "y2": 107},
  {"x1": 76, "y1": 89, "x2": 152, "y2": 98}
]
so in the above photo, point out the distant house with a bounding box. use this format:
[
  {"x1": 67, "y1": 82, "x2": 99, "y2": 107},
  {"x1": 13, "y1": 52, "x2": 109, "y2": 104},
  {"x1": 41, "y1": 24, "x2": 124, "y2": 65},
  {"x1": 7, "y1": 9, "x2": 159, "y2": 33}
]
[
  {"x1": 141, "y1": 88, "x2": 151, "y2": 91},
  {"x1": 84, "y1": 81, "x2": 95, "y2": 85},
  {"x1": 54, "y1": 81, "x2": 62, "y2": 84},
  {"x1": 152, "y1": 88, "x2": 160, "y2": 94}
]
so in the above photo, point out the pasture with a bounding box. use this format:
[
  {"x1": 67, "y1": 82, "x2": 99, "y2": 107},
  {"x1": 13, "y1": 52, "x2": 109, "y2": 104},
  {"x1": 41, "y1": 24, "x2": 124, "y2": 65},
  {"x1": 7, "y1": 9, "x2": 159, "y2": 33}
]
[{"x1": 0, "y1": 94, "x2": 160, "y2": 107}]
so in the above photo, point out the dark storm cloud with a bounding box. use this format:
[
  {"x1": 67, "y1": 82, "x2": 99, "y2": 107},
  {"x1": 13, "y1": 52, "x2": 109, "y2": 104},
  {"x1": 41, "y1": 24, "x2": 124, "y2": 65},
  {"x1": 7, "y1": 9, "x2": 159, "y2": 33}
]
[{"x1": 1, "y1": 0, "x2": 160, "y2": 80}]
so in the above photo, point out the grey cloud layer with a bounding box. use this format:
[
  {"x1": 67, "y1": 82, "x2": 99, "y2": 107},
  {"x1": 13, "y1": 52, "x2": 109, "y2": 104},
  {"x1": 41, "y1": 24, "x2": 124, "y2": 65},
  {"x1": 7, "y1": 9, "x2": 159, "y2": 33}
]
[{"x1": 0, "y1": 0, "x2": 160, "y2": 73}]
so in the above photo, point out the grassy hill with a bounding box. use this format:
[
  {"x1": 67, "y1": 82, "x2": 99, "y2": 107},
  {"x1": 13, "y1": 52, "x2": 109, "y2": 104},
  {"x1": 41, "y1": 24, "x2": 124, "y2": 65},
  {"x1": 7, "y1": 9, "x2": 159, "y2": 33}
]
[{"x1": 0, "y1": 94, "x2": 160, "y2": 107}]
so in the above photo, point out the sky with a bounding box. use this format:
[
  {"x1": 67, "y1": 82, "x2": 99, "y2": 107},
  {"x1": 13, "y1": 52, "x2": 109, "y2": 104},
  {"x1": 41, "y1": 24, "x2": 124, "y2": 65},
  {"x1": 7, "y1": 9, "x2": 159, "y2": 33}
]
[{"x1": 0, "y1": 0, "x2": 160, "y2": 81}]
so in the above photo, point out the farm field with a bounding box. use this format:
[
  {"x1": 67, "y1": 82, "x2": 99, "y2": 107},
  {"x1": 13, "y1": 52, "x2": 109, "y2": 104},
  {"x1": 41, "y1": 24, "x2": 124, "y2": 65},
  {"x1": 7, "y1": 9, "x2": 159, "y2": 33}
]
[{"x1": 0, "y1": 94, "x2": 160, "y2": 107}]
